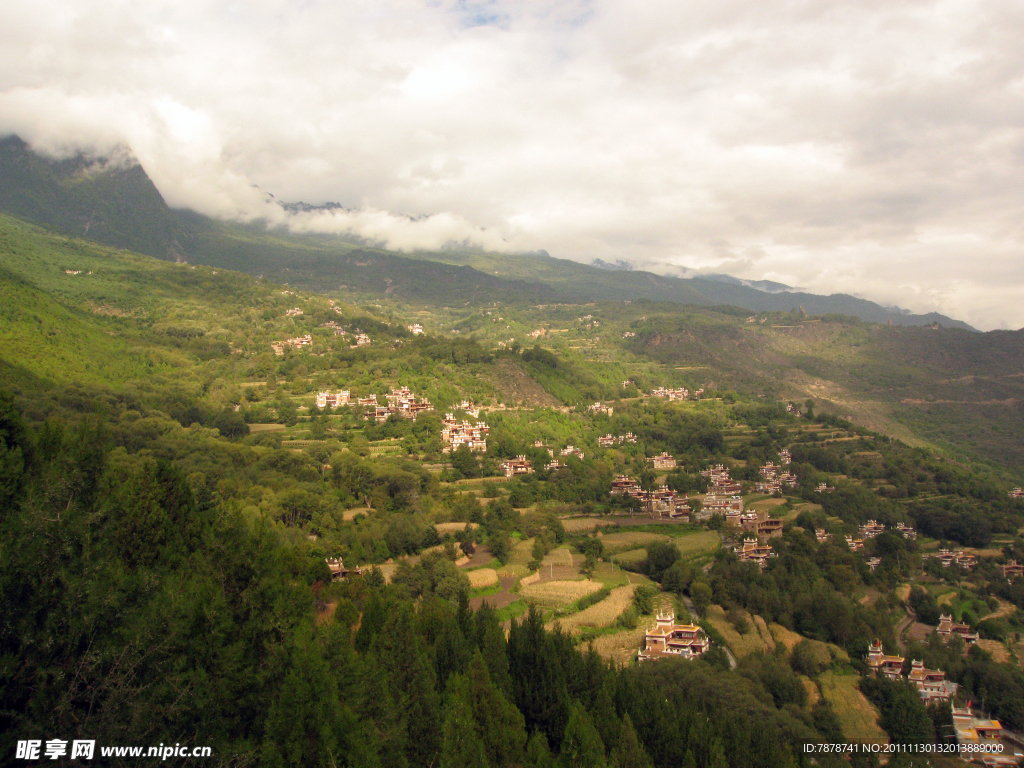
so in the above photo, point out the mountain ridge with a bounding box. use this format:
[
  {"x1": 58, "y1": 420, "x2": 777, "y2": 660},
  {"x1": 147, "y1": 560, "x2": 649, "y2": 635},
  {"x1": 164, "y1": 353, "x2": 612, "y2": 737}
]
[{"x1": 0, "y1": 135, "x2": 976, "y2": 330}]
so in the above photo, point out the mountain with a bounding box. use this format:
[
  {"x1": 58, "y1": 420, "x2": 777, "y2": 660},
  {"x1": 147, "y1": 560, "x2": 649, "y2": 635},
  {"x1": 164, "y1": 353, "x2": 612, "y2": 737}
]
[
  {"x1": 0, "y1": 135, "x2": 196, "y2": 260},
  {"x1": 0, "y1": 135, "x2": 975, "y2": 329}
]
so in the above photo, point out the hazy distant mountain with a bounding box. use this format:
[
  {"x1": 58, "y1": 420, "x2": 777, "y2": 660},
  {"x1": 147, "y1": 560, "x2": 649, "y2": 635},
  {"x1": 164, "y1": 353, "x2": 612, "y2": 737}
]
[
  {"x1": 0, "y1": 136, "x2": 975, "y2": 329},
  {"x1": 591, "y1": 258, "x2": 634, "y2": 271},
  {"x1": 698, "y1": 273, "x2": 794, "y2": 294}
]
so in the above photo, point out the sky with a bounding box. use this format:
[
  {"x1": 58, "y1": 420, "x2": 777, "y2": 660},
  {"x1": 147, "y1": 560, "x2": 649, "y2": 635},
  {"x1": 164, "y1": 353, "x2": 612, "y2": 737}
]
[{"x1": 2, "y1": 0, "x2": 1023, "y2": 330}]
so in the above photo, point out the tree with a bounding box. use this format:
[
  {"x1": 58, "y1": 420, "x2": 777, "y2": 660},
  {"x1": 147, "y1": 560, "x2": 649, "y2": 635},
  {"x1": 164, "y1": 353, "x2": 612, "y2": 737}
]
[
  {"x1": 610, "y1": 714, "x2": 652, "y2": 768},
  {"x1": 438, "y1": 675, "x2": 489, "y2": 768},
  {"x1": 646, "y1": 541, "x2": 681, "y2": 582},
  {"x1": 451, "y1": 444, "x2": 479, "y2": 479},
  {"x1": 559, "y1": 701, "x2": 606, "y2": 768},
  {"x1": 690, "y1": 582, "x2": 712, "y2": 615}
]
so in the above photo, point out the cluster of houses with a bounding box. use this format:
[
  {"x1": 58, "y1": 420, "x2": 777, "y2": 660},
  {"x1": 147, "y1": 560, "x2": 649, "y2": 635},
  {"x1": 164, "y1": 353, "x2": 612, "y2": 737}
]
[
  {"x1": 926, "y1": 548, "x2": 979, "y2": 570},
  {"x1": 866, "y1": 641, "x2": 958, "y2": 702},
  {"x1": 727, "y1": 511, "x2": 784, "y2": 540},
  {"x1": 638, "y1": 611, "x2": 711, "y2": 661},
  {"x1": 1004, "y1": 560, "x2": 1024, "y2": 579},
  {"x1": 373, "y1": 387, "x2": 433, "y2": 422},
  {"x1": 314, "y1": 387, "x2": 434, "y2": 423},
  {"x1": 813, "y1": 482, "x2": 835, "y2": 493},
  {"x1": 648, "y1": 452, "x2": 677, "y2": 470},
  {"x1": 455, "y1": 400, "x2": 480, "y2": 418},
  {"x1": 936, "y1": 613, "x2": 980, "y2": 644},
  {"x1": 701, "y1": 464, "x2": 742, "y2": 495},
  {"x1": 1009, "y1": 487, "x2": 1023, "y2": 499},
  {"x1": 735, "y1": 538, "x2": 776, "y2": 568},
  {"x1": 272, "y1": 334, "x2": 313, "y2": 354},
  {"x1": 321, "y1": 321, "x2": 346, "y2": 336},
  {"x1": 704, "y1": 494, "x2": 743, "y2": 517},
  {"x1": 756, "y1": 460, "x2": 797, "y2": 494},
  {"x1": 407, "y1": 324, "x2": 424, "y2": 335},
  {"x1": 587, "y1": 402, "x2": 614, "y2": 416},
  {"x1": 610, "y1": 476, "x2": 693, "y2": 519},
  {"x1": 325, "y1": 557, "x2": 363, "y2": 581},
  {"x1": 858, "y1": 520, "x2": 917, "y2": 540},
  {"x1": 500, "y1": 456, "x2": 535, "y2": 478},
  {"x1": 285, "y1": 307, "x2": 304, "y2": 317},
  {"x1": 353, "y1": 333, "x2": 371, "y2": 347},
  {"x1": 441, "y1": 414, "x2": 489, "y2": 453},
  {"x1": 315, "y1": 390, "x2": 352, "y2": 409},
  {"x1": 597, "y1": 433, "x2": 638, "y2": 447},
  {"x1": 651, "y1": 387, "x2": 690, "y2": 400},
  {"x1": 845, "y1": 521, "x2": 918, "y2": 555},
  {"x1": 561, "y1": 445, "x2": 585, "y2": 460}
]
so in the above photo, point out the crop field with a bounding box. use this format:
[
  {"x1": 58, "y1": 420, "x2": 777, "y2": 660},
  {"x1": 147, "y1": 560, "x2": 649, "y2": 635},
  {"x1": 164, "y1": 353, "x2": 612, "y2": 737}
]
[
  {"x1": 704, "y1": 605, "x2": 775, "y2": 658},
  {"x1": 746, "y1": 498, "x2": 789, "y2": 514},
  {"x1": 769, "y1": 622, "x2": 804, "y2": 652},
  {"x1": 977, "y1": 640, "x2": 1011, "y2": 664},
  {"x1": 598, "y1": 531, "x2": 669, "y2": 554},
  {"x1": 467, "y1": 568, "x2": 499, "y2": 589},
  {"x1": 248, "y1": 423, "x2": 286, "y2": 432},
  {"x1": 611, "y1": 548, "x2": 647, "y2": 567},
  {"x1": 674, "y1": 530, "x2": 721, "y2": 559},
  {"x1": 520, "y1": 579, "x2": 603, "y2": 608},
  {"x1": 434, "y1": 522, "x2": 479, "y2": 534},
  {"x1": 547, "y1": 584, "x2": 637, "y2": 634},
  {"x1": 587, "y1": 625, "x2": 648, "y2": 664},
  {"x1": 592, "y1": 561, "x2": 631, "y2": 589},
  {"x1": 496, "y1": 562, "x2": 532, "y2": 579},
  {"x1": 818, "y1": 671, "x2": 888, "y2": 746},
  {"x1": 541, "y1": 546, "x2": 576, "y2": 567},
  {"x1": 509, "y1": 538, "x2": 536, "y2": 564},
  {"x1": 561, "y1": 517, "x2": 618, "y2": 533}
]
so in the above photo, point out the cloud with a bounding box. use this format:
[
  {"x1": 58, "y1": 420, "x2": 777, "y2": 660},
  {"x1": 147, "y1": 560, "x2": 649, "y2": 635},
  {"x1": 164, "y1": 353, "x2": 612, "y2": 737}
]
[{"x1": 1, "y1": 0, "x2": 1023, "y2": 328}]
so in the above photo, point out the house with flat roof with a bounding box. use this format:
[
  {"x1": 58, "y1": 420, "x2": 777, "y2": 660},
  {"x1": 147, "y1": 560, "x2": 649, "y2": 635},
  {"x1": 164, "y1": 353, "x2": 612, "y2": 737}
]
[
  {"x1": 638, "y1": 611, "x2": 710, "y2": 661},
  {"x1": 908, "y1": 660, "x2": 957, "y2": 702},
  {"x1": 936, "y1": 614, "x2": 979, "y2": 644},
  {"x1": 648, "y1": 452, "x2": 677, "y2": 470},
  {"x1": 866, "y1": 640, "x2": 904, "y2": 679},
  {"x1": 500, "y1": 456, "x2": 534, "y2": 478}
]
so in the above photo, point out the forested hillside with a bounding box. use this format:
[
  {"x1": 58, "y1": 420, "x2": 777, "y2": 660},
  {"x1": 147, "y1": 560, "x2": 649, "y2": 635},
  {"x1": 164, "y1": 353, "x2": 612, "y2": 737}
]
[{"x1": 2, "y1": 204, "x2": 1024, "y2": 768}]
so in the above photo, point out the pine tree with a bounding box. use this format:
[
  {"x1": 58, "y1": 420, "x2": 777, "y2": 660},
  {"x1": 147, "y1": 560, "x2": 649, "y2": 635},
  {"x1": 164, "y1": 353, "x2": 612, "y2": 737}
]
[
  {"x1": 438, "y1": 675, "x2": 489, "y2": 768},
  {"x1": 611, "y1": 714, "x2": 652, "y2": 768},
  {"x1": 559, "y1": 701, "x2": 607, "y2": 768}
]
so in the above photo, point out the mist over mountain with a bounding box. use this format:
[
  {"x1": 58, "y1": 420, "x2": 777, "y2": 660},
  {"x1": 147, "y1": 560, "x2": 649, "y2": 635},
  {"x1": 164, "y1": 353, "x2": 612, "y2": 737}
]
[{"x1": 0, "y1": 135, "x2": 975, "y2": 330}]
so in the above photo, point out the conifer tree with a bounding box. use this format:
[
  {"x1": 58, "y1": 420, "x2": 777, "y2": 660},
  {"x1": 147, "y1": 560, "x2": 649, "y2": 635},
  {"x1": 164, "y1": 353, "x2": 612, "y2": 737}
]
[
  {"x1": 438, "y1": 675, "x2": 489, "y2": 768},
  {"x1": 611, "y1": 714, "x2": 652, "y2": 768},
  {"x1": 559, "y1": 701, "x2": 607, "y2": 768}
]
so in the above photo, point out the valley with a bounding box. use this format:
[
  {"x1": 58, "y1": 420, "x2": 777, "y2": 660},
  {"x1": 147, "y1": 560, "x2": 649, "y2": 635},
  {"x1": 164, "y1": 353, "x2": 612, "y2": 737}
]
[{"x1": 1, "y1": 173, "x2": 1024, "y2": 766}]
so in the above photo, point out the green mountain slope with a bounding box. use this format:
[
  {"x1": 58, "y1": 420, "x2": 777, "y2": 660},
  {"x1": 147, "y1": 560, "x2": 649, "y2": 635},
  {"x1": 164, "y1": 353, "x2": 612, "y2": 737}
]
[
  {"x1": 0, "y1": 135, "x2": 196, "y2": 259},
  {"x1": 403, "y1": 248, "x2": 975, "y2": 329}
]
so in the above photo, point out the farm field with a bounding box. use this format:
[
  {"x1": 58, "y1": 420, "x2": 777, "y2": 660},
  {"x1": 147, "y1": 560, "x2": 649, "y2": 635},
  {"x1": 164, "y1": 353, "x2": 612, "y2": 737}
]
[
  {"x1": 547, "y1": 583, "x2": 636, "y2": 634},
  {"x1": 704, "y1": 605, "x2": 775, "y2": 658},
  {"x1": 520, "y1": 579, "x2": 603, "y2": 608},
  {"x1": 817, "y1": 671, "x2": 889, "y2": 746},
  {"x1": 467, "y1": 568, "x2": 499, "y2": 589}
]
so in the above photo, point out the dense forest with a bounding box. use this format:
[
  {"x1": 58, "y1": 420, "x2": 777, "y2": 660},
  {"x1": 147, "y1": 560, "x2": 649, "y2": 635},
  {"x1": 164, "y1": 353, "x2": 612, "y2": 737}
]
[{"x1": 1, "y1": 396, "x2": 847, "y2": 768}]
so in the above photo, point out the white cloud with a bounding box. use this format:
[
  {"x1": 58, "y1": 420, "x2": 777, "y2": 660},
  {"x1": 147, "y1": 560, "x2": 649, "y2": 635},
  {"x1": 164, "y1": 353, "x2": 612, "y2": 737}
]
[{"x1": 1, "y1": 0, "x2": 1023, "y2": 328}]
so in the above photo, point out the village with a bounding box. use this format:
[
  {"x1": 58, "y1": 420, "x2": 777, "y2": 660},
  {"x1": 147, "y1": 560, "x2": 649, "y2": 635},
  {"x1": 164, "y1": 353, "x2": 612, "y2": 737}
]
[{"x1": 279, "y1": 372, "x2": 1024, "y2": 765}]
